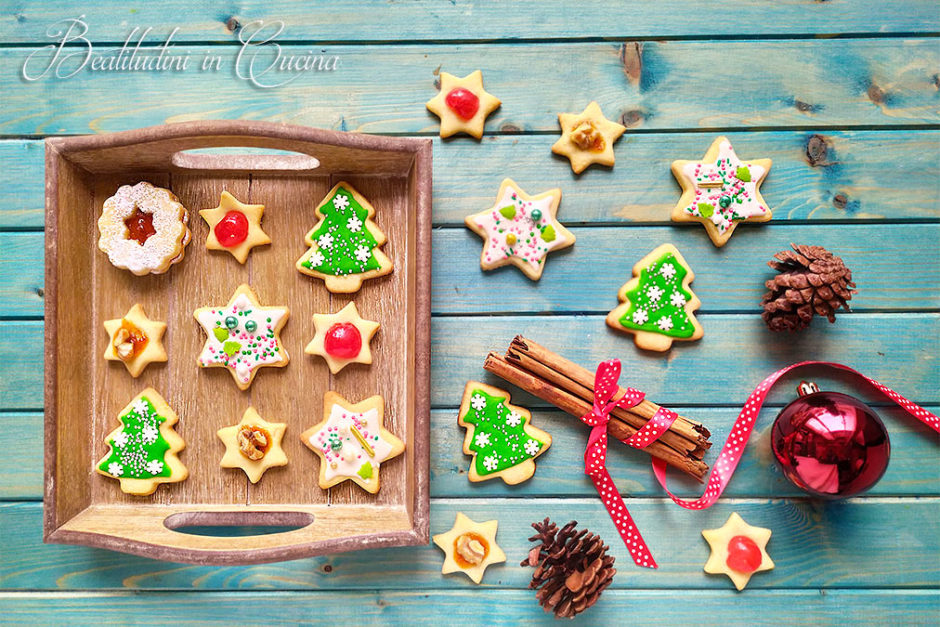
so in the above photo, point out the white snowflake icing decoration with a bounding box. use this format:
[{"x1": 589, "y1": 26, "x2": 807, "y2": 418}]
[
  {"x1": 132, "y1": 399, "x2": 150, "y2": 416},
  {"x1": 107, "y1": 462, "x2": 124, "y2": 476},
  {"x1": 524, "y1": 440, "x2": 541, "y2": 456},
  {"x1": 506, "y1": 411, "x2": 522, "y2": 427},
  {"x1": 310, "y1": 251, "x2": 325, "y2": 267},
  {"x1": 354, "y1": 244, "x2": 371, "y2": 262},
  {"x1": 318, "y1": 233, "x2": 335, "y2": 249},
  {"x1": 657, "y1": 317, "x2": 674, "y2": 331},
  {"x1": 471, "y1": 394, "x2": 487, "y2": 411},
  {"x1": 141, "y1": 424, "x2": 159, "y2": 445},
  {"x1": 660, "y1": 262, "x2": 677, "y2": 279},
  {"x1": 632, "y1": 309, "x2": 649, "y2": 325},
  {"x1": 333, "y1": 194, "x2": 350, "y2": 210},
  {"x1": 670, "y1": 292, "x2": 688, "y2": 307},
  {"x1": 112, "y1": 431, "x2": 128, "y2": 448},
  {"x1": 483, "y1": 455, "x2": 499, "y2": 471},
  {"x1": 347, "y1": 216, "x2": 363, "y2": 232},
  {"x1": 145, "y1": 459, "x2": 164, "y2": 475},
  {"x1": 646, "y1": 285, "x2": 664, "y2": 302},
  {"x1": 474, "y1": 432, "x2": 492, "y2": 448}
]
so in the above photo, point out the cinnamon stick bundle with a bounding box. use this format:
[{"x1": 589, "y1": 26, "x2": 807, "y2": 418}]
[{"x1": 483, "y1": 336, "x2": 712, "y2": 481}]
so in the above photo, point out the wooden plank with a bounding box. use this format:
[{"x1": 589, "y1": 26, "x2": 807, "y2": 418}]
[
  {"x1": 3, "y1": 131, "x2": 939, "y2": 229},
  {"x1": 6, "y1": 222, "x2": 939, "y2": 317},
  {"x1": 3, "y1": 314, "x2": 938, "y2": 411},
  {"x1": 0, "y1": 590, "x2": 938, "y2": 626},
  {"x1": 2, "y1": 1, "x2": 938, "y2": 42},
  {"x1": 5, "y1": 406, "x2": 939, "y2": 501},
  {"x1": 4, "y1": 40, "x2": 939, "y2": 135},
  {"x1": 1, "y1": 499, "x2": 937, "y2": 590}
]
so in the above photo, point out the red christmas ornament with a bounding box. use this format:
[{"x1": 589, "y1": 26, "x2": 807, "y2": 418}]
[
  {"x1": 445, "y1": 87, "x2": 480, "y2": 121},
  {"x1": 771, "y1": 381, "x2": 890, "y2": 498},
  {"x1": 214, "y1": 210, "x2": 249, "y2": 247},
  {"x1": 323, "y1": 323, "x2": 362, "y2": 359}
]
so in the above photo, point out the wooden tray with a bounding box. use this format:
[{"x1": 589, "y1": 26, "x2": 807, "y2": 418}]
[{"x1": 43, "y1": 121, "x2": 431, "y2": 564}]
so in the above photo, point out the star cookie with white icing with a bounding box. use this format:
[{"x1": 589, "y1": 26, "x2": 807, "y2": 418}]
[
  {"x1": 194, "y1": 284, "x2": 290, "y2": 391},
  {"x1": 300, "y1": 392, "x2": 405, "y2": 494},
  {"x1": 103, "y1": 303, "x2": 168, "y2": 378},
  {"x1": 465, "y1": 178, "x2": 575, "y2": 281},
  {"x1": 304, "y1": 302, "x2": 380, "y2": 374},
  {"x1": 702, "y1": 512, "x2": 774, "y2": 591},
  {"x1": 551, "y1": 101, "x2": 627, "y2": 174},
  {"x1": 199, "y1": 191, "x2": 271, "y2": 264},
  {"x1": 671, "y1": 136, "x2": 772, "y2": 247},
  {"x1": 426, "y1": 70, "x2": 501, "y2": 139},
  {"x1": 433, "y1": 512, "x2": 506, "y2": 584},
  {"x1": 217, "y1": 407, "x2": 288, "y2": 483}
]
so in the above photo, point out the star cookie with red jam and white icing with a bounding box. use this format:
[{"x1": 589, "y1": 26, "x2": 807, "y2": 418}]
[
  {"x1": 194, "y1": 284, "x2": 290, "y2": 391},
  {"x1": 426, "y1": 70, "x2": 501, "y2": 139},
  {"x1": 103, "y1": 303, "x2": 168, "y2": 378},
  {"x1": 671, "y1": 136, "x2": 772, "y2": 247},
  {"x1": 199, "y1": 191, "x2": 271, "y2": 264},
  {"x1": 551, "y1": 101, "x2": 627, "y2": 174},
  {"x1": 304, "y1": 302, "x2": 380, "y2": 374},
  {"x1": 300, "y1": 392, "x2": 405, "y2": 494},
  {"x1": 465, "y1": 178, "x2": 575, "y2": 281},
  {"x1": 217, "y1": 407, "x2": 288, "y2": 483},
  {"x1": 433, "y1": 512, "x2": 506, "y2": 584},
  {"x1": 702, "y1": 512, "x2": 774, "y2": 591}
]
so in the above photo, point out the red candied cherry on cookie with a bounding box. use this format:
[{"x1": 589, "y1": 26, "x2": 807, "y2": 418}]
[
  {"x1": 214, "y1": 210, "x2": 249, "y2": 247},
  {"x1": 445, "y1": 88, "x2": 480, "y2": 121},
  {"x1": 725, "y1": 535, "x2": 763, "y2": 573},
  {"x1": 324, "y1": 323, "x2": 362, "y2": 359}
]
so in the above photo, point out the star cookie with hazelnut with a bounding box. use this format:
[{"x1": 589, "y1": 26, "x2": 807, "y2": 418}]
[
  {"x1": 465, "y1": 178, "x2": 575, "y2": 281},
  {"x1": 305, "y1": 302, "x2": 380, "y2": 374},
  {"x1": 551, "y1": 101, "x2": 627, "y2": 174},
  {"x1": 300, "y1": 392, "x2": 405, "y2": 494},
  {"x1": 671, "y1": 136, "x2": 772, "y2": 247},
  {"x1": 217, "y1": 407, "x2": 288, "y2": 483},
  {"x1": 702, "y1": 512, "x2": 774, "y2": 591},
  {"x1": 103, "y1": 304, "x2": 168, "y2": 378},
  {"x1": 426, "y1": 70, "x2": 501, "y2": 139},
  {"x1": 433, "y1": 512, "x2": 506, "y2": 584},
  {"x1": 199, "y1": 191, "x2": 271, "y2": 264}
]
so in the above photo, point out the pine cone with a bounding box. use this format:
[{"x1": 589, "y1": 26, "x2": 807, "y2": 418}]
[
  {"x1": 521, "y1": 518, "x2": 616, "y2": 619},
  {"x1": 760, "y1": 244, "x2": 857, "y2": 332}
]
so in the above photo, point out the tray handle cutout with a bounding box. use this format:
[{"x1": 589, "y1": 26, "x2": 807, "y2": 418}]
[
  {"x1": 170, "y1": 147, "x2": 320, "y2": 172},
  {"x1": 164, "y1": 510, "x2": 316, "y2": 537}
]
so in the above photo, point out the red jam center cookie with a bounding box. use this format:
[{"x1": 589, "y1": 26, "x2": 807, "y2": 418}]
[
  {"x1": 124, "y1": 207, "x2": 156, "y2": 245},
  {"x1": 324, "y1": 322, "x2": 362, "y2": 359},
  {"x1": 214, "y1": 210, "x2": 249, "y2": 247},
  {"x1": 725, "y1": 535, "x2": 763, "y2": 573},
  {"x1": 445, "y1": 87, "x2": 480, "y2": 120}
]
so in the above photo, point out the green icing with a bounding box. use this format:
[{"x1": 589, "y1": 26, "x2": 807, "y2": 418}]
[
  {"x1": 357, "y1": 461, "x2": 373, "y2": 479},
  {"x1": 735, "y1": 166, "x2": 751, "y2": 182},
  {"x1": 97, "y1": 397, "x2": 173, "y2": 479},
  {"x1": 499, "y1": 205, "x2": 516, "y2": 219},
  {"x1": 618, "y1": 252, "x2": 696, "y2": 339},
  {"x1": 697, "y1": 202, "x2": 714, "y2": 218},
  {"x1": 300, "y1": 187, "x2": 383, "y2": 277},
  {"x1": 461, "y1": 389, "x2": 545, "y2": 476},
  {"x1": 213, "y1": 327, "x2": 230, "y2": 342},
  {"x1": 223, "y1": 340, "x2": 241, "y2": 356},
  {"x1": 540, "y1": 224, "x2": 556, "y2": 243}
]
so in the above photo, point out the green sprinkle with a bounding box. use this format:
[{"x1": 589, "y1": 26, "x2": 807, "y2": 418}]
[
  {"x1": 499, "y1": 205, "x2": 516, "y2": 219},
  {"x1": 697, "y1": 202, "x2": 715, "y2": 218},
  {"x1": 357, "y1": 462, "x2": 373, "y2": 479},
  {"x1": 735, "y1": 166, "x2": 751, "y2": 182},
  {"x1": 213, "y1": 328, "x2": 229, "y2": 342},
  {"x1": 540, "y1": 224, "x2": 556, "y2": 242},
  {"x1": 223, "y1": 341, "x2": 241, "y2": 356}
]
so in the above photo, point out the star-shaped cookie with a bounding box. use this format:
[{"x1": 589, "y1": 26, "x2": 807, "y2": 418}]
[
  {"x1": 103, "y1": 304, "x2": 168, "y2": 377},
  {"x1": 465, "y1": 178, "x2": 575, "y2": 281},
  {"x1": 194, "y1": 284, "x2": 290, "y2": 391},
  {"x1": 702, "y1": 512, "x2": 775, "y2": 590},
  {"x1": 426, "y1": 70, "x2": 501, "y2": 139},
  {"x1": 217, "y1": 407, "x2": 288, "y2": 483},
  {"x1": 305, "y1": 302, "x2": 380, "y2": 374},
  {"x1": 671, "y1": 136, "x2": 772, "y2": 247},
  {"x1": 300, "y1": 392, "x2": 405, "y2": 494},
  {"x1": 433, "y1": 512, "x2": 506, "y2": 584},
  {"x1": 199, "y1": 191, "x2": 271, "y2": 263},
  {"x1": 551, "y1": 101, "x2": 627, "y2": 174}
]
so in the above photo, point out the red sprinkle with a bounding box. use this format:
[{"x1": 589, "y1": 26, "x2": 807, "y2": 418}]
[
  {"x1": 726, "y1": 535, "x2": 763, "y2": 573},
  {"x1": 324, "y1": 323, "x2": 362, "y2": 359},
  {"x1": 445, "y1": 87, "x2": 480, "y2": 120},
  {"x1": 214, "y1": 211, "x2": 249, "y2": 247}
]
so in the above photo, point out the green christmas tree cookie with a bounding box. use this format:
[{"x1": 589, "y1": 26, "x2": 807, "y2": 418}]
[
  {"x1": 458, "y1": 381, "x2": 552, "y2": 485},
  {"x1": 606, "y1": 243, "x2": 703, "y2": 352},
  {"x1": 295, "y1": 181, "x2": 394, "y2": 293}
]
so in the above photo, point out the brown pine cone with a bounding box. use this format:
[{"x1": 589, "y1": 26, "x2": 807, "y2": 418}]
[
  {"x1": 521, "y1": 518, "x2": 616, "y2": 619},
  {"x1": 760, "y1": 243, "x2": 857, "y2": 332}
]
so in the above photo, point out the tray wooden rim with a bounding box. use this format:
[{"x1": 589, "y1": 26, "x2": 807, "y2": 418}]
[{"x1": 43, "y1": 120, "x2": 432, "y2": 564}]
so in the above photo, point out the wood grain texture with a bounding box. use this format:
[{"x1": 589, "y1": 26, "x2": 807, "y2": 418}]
[
  {"x1": 2, "y1": 1, "x2": 939, "y2": 41},
  {"x1": 3, "y1": 40, "x2": 939, "y2": 135},
  {"x1": 1, "y1": 499, "x2": 938, "y2": 590}
]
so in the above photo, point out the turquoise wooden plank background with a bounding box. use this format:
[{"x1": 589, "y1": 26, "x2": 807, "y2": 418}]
[{"x1": 0, "y1": 2, "x2": 938, "y2": 625}]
